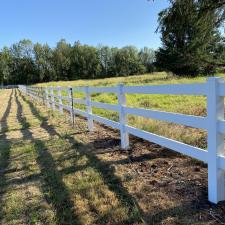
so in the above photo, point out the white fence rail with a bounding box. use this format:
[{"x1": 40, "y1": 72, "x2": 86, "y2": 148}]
[
  {"x1": 0, "y1": 85, "x2": 18, "y2": 89},
  {"x1": 18, "y1": 77, "x2": 225, "y2": 204}
]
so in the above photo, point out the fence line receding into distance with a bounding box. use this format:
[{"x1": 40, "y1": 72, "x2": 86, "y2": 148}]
[{"x1": 18, "y1": 77, "x2": 225, "y2": 204}]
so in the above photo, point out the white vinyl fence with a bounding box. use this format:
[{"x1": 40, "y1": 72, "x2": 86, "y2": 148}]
[{"x1": 18, "y1": 77, "x2": 225, "y2": 204}]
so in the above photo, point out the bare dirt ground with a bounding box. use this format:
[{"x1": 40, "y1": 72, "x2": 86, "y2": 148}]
[{"x1": 0, "y1": 89, "x2": 225, "y2": 225}]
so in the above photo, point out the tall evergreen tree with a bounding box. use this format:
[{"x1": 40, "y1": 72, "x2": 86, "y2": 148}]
[{"x1": 156, "y1": 0, "x2": 225, "y2": 76}]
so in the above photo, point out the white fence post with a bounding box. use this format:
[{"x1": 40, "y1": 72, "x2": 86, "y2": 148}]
[
  {"x1": 29, "y1": 88, "x2": 33, "y2": 100},
  {"x1": 45, "y1": 87, "x2": 50, "y2": 107},
  {"x1": 118, "y1": 83, "x2": 129, "y2": 149},
  {"x1": 207, "y1": 77, "x2": 225, "y2": 203},
  {"x1": 57, "y1": 86, "x2": 63, "y2": 114},
  {"x1": 85, "y1": 86, "x2": 94, "y2": 131},
  {"x1": 67, "y1": 87, "x2": 73, "y2": 122},
  {"x1": 50, "y1": 87, "x2": 55, "y2": 111}
]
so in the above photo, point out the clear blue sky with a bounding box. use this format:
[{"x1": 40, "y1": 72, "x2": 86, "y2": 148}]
[{"x1": 0, "y1": 0, "x2": 169, "y2": 49}]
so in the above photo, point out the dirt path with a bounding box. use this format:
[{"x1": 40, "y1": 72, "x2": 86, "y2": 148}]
[{"x1": 0, "y1": 89, "x2": 225, "y2": 225}]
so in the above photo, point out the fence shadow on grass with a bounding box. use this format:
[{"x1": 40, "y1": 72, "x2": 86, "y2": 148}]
[
  {"x1": 15, "y1": 89, "x2": 32, "y2": 139},
  {"x1": 15, "y1": 90, "x2": 80, "y2": 225},
  {"x1": 19, "y1": 90, "x2": 145, "y2": 224}
]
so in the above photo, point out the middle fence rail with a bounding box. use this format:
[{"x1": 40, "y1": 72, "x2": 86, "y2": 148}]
[{"x1": 18, "y1": 77, "x2": 225, "y2": 204}]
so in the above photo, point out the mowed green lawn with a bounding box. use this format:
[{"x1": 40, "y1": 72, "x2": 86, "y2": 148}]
[{"x1": 36, "y1": 72, "x2": 225, "y2": 148}]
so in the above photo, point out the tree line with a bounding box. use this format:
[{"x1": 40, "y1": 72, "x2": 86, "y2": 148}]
[{"x1": 0, "y1": 40, "x2": 155, "y2": 85}]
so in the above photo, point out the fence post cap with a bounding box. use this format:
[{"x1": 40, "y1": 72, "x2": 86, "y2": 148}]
[
  {"x1": 207, "y1": 77, "x2": 224, "y2": 82},
  {"x1": 118, "y1": 83, "x2": 125, "y2": 93}
]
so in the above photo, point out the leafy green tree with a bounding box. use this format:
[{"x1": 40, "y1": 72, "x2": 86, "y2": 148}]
[
  {"x1": 139, "y1": 47, "x2": 155, "y2": 72},
  {"x1": 52, "y1": 39, "x2": 72, "y2": 81},
  {"x1": 114, "y1": 46, "x2": 145, "y2": 76},
  {"x1": 10, "y1": 39, "x2": 37, "y2": 84},
  {"x1": 0, "y1": 47, "x2": 12, "y2": 85},
  {"x1": 106, "y1": 47, "x2": 119, "y2": 76},
  {"x1": 156, "y1": 0, "x2": 225, "y2": 76},
  {"x1": 34, "y1": 43, "x2": 54, "y2": 82},
  {"x1": 70, "y1": 42, "x2": 100, "y2": 79},
  {"x1": 98, "y1": 45, "x2": 112, "y2": 77}
]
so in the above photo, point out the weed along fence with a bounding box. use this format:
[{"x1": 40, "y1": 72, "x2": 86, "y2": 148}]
[{"x1": 19, "y1": 77, "x2": 225, "y2": 204}]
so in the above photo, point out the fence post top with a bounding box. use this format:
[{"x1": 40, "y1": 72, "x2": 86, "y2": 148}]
[
  {"x1": 118, "y1": 83, "x2": 125, "y2": 93},
  {"x1": 207, "y1": 77, "x2": 224, "y2": 83}
]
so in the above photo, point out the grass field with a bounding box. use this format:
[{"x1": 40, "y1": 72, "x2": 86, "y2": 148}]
[{"x1": 37, "y1": 72, "x2": 225, "y2": 149}]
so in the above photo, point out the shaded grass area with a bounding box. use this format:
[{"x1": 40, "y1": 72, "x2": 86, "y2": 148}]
[
  {"x1": 0, "y1": 89, "x2": 144, "y2": 224},
  {"x1": 35, "y1": 72, "x2": 225, "y2": 148}
]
